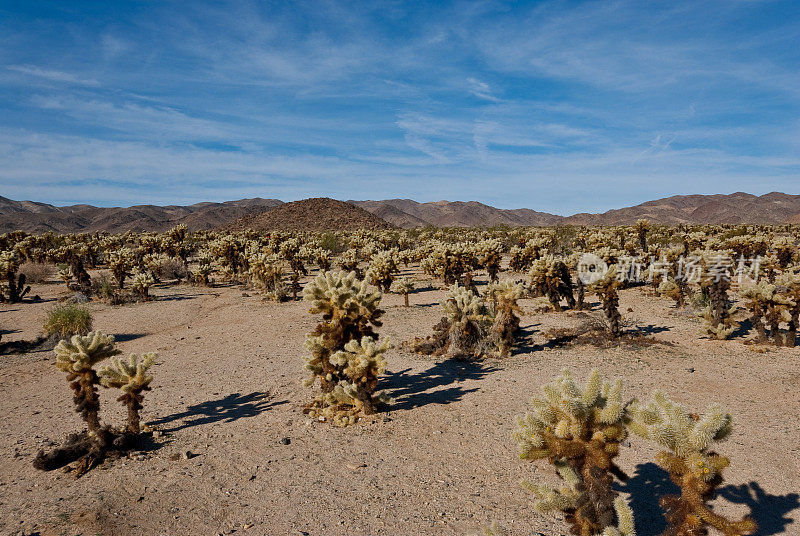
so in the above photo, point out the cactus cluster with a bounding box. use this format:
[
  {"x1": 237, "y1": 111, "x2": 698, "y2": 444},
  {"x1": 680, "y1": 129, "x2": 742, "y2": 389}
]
[
  {"x1": 35, "y1": 331, "x2": 158, "y2": 475},
  {"x1": 514, "y1": 370, "x2": 757, "y2": 536},
  {"x1": 302, "y1": 271, "x2": 391, "y2": 425}
]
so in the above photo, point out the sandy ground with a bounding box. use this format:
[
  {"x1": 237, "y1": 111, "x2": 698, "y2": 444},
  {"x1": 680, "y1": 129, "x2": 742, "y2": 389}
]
[{"x1": 1, "y1": 266, "x2": 799, "y2": 536}]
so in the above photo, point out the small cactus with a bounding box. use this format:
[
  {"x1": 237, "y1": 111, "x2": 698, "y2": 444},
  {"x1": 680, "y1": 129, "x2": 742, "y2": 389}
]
[{"x1": 98, "y1": 353, "x2": 156, "y2": 434}]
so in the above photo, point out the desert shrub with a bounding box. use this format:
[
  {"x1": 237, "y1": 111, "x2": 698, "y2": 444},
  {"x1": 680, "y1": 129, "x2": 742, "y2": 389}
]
[
  {"x1": 513, "y1": 370, "x2": 633, "y2": 536},
  {"x1": 91, "y1": 271, "x2": 122, "y2": 303},
  {"x1": 147, "y1": 254, "x2": 186, "y2": 281},
  {"x1": 19, "y1": 261, "x2": 55, "y2": 283},
  {"x1": 43, "y1": 304, "x2": 93, "y2": 338},
  {"x1": 302, "y1": 271, "x2": 390, "y2": 425},
  {"x1": 628, "y1": 393, "x2": 757, "y2": 535}
]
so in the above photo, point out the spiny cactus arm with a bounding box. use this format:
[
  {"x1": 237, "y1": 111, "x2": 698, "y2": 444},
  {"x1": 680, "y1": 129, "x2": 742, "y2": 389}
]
[
  {"x1": 331, "y1": 336, "x2": 392, "y2": 382},
  {"x1": 97, "y1": 353, "x2": 156, "y2": 392},
  {"x1": 521, "y1": 479, "x2": 579, "y2": 514},
  {"x1": 55, "y1": 331, "x2": 121, "y2": 373},
  {"x1": 600, "y1": 498, "x2": 636, "y2": 536}
]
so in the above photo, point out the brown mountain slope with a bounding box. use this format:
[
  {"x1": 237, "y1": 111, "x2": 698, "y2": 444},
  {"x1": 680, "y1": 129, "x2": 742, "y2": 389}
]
[
  {"x1": 0, "y1": 198, "x2": 283, "y2": 233},
  {"x1": 349, "y1": 199, "x2": 563, "y2": 227},
  {"x1": 231, "y1": 198, "x2": 395, "y2": 231},
  {"x1": 2, "y1": 192, "x2": 799, "y2": 233},
  {"x1": 563, "y1": 192, "x2": 800, "y2": 225}
]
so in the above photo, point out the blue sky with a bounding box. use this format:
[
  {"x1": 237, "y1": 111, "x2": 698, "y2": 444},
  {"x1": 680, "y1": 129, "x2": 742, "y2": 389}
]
[{"x1": 1, "y1": 0, "x2": 798, "y2": 213}]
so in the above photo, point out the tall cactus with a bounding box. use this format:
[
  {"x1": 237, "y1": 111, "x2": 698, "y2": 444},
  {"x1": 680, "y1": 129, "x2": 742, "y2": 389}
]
[
  {"x1": 54, "y1": 332, "x2": 121, "y2": 433},
  {"x1": 628, "y1": 393, "x2": 756, "y2": 536},
  {"x1": 513, "y1": 370, "x2": 633, "y2": 536},
  {"x1": 303, "y1": 271, "x2": 389, "y2": 425}
]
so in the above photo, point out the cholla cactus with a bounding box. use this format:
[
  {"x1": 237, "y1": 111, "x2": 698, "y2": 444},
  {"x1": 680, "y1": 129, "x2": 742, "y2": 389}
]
[
  {"x1": 337, "y1": 248, "x2": 362, "y2": 277},
  {"x1": 627, "y1": 394, "x2": 756, "y2": 536},
  {"x1": 474, "y1": 239, "x2": 504, "y2": 281},
  {"x1": 190, "y1": 262, "x2": 213, "y2": 286},
  {"x1": 441, "y1": 285, "x2": 494, "y2": 358},
  {"x1": 0, "y1": 250, "x2": 31, "y2": 303},
  {"x1": 312, "y1": 248, "x2": 331, "y2": 271},
  {"x1": 366, "y1": 248, "x2": 399, "y2": 292},
  {"x1": 310, "y1": 337, "x2": 392, "y2": 426},
  {"x1": 590, "y1": 265, "x2": 623, "y2": 337},
  {"x1": 130, "y1": 270, "x2": 155, "y2": 300},
  {"x1": 513, "y1": 370, "x2": 633, "y2": 536},
  {"x1": 529, "y1": 256, "x2": 575, "y2": 311},
  {"x1": 98, "y1": 353, "x2": 156, "y2": 433},
  {"x1": 739, "y1": 281, "x2": 793, "y2": 344},
  {"x1": 302, "y1": 271, "x2": 388, "y2": 425},
  {"x1": 772, "y1": 236, "x2": 796, "y2": 268},
  {"x1": 485, "y1": 280, "x2": 524, "y2": 357},
  {"x1": 393, "y1": 277, "x2": 415, "y2": 307},
  {"x1": 658, "y1": 277, "x2": 686, "y2": 308},
  {"x1": 54, "y1": 332, "x2": 121, "y2": 433},
  {"x1": 58, "y1": 266, "x2": 73, "y2": 288},
  {"x1": 209, "y1": 235, "x2": 243, "y2": 273},
  {"x1": 106, "y1": 249, "x2": 134, "y2": 289},
  {"x1": 635, "y1": 219, "x2": 650, "y2": 252},
  {"x1": 248, "y1": 252, "x2": 286, "y2": 299},
  {"x1": 776, "y1": 271, "x2": 800, "y2": 347}
]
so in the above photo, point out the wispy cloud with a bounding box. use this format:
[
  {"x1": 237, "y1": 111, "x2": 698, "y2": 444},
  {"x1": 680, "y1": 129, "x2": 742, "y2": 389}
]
[
  {"x1": 0, "y1": 0, "x2": 798, "y2": 211},
  {"x1": 7, "y1": 65, "x2": 99, "y2": 87}
]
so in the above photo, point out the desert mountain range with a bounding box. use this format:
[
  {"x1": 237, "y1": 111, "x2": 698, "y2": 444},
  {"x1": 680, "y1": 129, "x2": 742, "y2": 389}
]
[{"x1": 0, "y1": 192, "x2": 798, "y2": 233}]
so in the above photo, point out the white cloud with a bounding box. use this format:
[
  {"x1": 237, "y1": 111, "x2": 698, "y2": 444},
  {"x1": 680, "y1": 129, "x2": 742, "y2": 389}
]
[{"x1": 6, "y1": 65, "x2": 99, "y2": 87}]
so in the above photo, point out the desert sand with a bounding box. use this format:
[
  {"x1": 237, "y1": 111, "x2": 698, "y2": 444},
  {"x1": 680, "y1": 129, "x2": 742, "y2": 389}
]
[{"x1": 1, "y1": 265, "x2": 799, "y2": 536}]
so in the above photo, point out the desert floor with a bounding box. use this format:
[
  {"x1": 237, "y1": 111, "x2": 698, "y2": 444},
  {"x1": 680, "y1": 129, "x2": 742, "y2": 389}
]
[{"x1": 1, "y1": 266, "x2": 799, "y2": 536}]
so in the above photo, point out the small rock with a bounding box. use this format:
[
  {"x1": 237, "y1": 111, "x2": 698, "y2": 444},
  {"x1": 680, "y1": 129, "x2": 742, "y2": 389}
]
[
  {"x1": 687, "y1": 367, "x2": 695, "y2": 373},
  {"x1": 280, "y1": 437, "x2": 291, "y2": 445},
  {"x1": 242, "y1": 292, "x2": 250, "y2": 297},
  {"x1": 181, "y1": 450, "x2": 196, "y2": 460}
]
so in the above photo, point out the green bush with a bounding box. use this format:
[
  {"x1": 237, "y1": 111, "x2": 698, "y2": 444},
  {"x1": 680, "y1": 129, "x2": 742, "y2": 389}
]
[{"x1": 43, "y1": 304, "x2": 93, "y2": 338}]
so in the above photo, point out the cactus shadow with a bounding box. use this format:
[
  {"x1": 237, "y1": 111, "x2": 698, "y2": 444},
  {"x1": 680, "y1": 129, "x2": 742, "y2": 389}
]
[
  {"x1": 631, "y1": 324, "x2": 671, "y2": 335},
  {"x1": 113, "y1": 333, "x2": 148, "y2": 342},
  {"x1": 718, "y1": 482, "x2": 799, "y2": 535},
  {"x1": 382, "y1": 361, "x2": 495, "y2": 410},
  {"x1": 149, "y1": 391, "x2": 286, "y2": 432},
  {"x1": 730, "y1": 318, "x2": 753, "y2": 339},
  {"x1": 614, "y1": 462, "x2": 678, "y2": 536}
]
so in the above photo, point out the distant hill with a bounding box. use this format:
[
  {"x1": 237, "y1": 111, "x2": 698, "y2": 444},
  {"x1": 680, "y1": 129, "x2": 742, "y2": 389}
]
[
  {"x1": 351, "y1": 192, "x2": 800, "y2": 227},
  {"x1": 349, "y1": 199, "x2": 562, "y2": 227},
  {"x1": 1, "y1": 191, "x2": 798, "y2": 233},
  {"x1": 230, "y1": 197, "x2": 395, "y2": 232},
  {"x1": 562, "y1": 192, "x2": 800, "y2": 226},
  {"x1": 0, "y1": 196, "x2": 283, "y2": 233}
]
